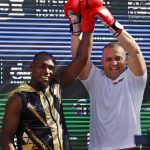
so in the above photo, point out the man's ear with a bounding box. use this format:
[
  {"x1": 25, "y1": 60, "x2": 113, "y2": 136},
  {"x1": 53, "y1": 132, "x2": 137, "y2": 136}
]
[{"x1": 125, "y1": 56, "x2": 128, "y2": 63}]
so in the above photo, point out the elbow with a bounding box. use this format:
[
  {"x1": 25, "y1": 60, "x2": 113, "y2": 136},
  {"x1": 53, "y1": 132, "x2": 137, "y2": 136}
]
[{"x1": 127, "y1": 40, "x2": 141, "y2": 55}]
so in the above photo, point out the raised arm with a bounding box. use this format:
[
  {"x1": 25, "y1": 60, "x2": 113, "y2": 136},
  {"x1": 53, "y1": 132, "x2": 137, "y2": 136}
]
[
  {"x1": 71, "y1": 34, "x2": 93, "y2": 80},
  {"x1": 62, "y1": 0, "x2": 104, "y2": 82},
  {"x1": 88, "y1": 3, "x2": 146, "y2": 76},
  {"x1": 117, "y1": 30, "x2": 146, "y2": 76},
  {"x1": 1, "y1": 94, "x2": 22, "y2": 150},
  {"x1": 59, "y1": 0, "x2": 96, "y2": 88},
  {"x1": 60, "y1": 32, "x2": 93, "y2": 88}
]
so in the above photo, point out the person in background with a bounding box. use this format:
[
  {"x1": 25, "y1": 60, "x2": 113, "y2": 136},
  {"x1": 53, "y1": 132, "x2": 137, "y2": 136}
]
[
  {"x1": 0, "y1": 14, "x2": 93, "y2": 150},
  {"x1": 64, "y1": 0, "x2": 147, "y2": 149}
]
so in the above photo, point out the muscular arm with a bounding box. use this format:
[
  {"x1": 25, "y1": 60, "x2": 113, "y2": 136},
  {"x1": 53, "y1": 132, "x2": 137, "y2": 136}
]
[
  {"x1": 62, "y1": 0, "x2": 97, "y2": 84},
  {"x1": 88, "y1": 4, "x2": 147, "y2": 76},
  {"x1": 59, "y1": 32, "x2": 93, "y2": 88},
  {"x1": 1, "y1": 94, "x2": 22, "y2": 150},
  {"x1": 117, "y1": 29, "x2": 146, "y2": 76},
  {"x1": 71, "y1": 34, "x2": 93, "y2": 80}
]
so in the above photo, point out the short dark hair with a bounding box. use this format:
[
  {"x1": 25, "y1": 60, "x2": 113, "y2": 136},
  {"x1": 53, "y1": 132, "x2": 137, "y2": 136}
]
[
  {"x1": 103, "y1": 42, "x2": 121, "y2": 51},
  {"x1": 33, "y1": 51, "x2": 56, "y2": 65},
  {"x1": 102, "y1": 42, "x2": 125, "y2": 56}
]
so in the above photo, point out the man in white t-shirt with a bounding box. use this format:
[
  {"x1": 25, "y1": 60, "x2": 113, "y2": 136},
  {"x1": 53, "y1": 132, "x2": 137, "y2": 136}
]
[{"x1": 64, "y1": 0, "x2": 147, "y2": 149}]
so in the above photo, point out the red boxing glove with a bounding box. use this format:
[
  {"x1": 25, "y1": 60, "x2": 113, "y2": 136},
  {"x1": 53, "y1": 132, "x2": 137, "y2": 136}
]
[
  {"x1": 81, "y1": 10, "x2": 96, "y2": 32},
  {"x1": 80, "y1": 0, "x2": 87, "y2": 18},
  {"x1": 88, "y1": 0, "x2": 103, "y2": 7},
  {"x1": 89, "y1": 5, "x2": 124, "y2": 37},
  {"x1": 64, "y1": 0, "x2": 81, "y2": 35},
  {"x1": 80, "y1": 0, "x2": 96, "y2": 32}
]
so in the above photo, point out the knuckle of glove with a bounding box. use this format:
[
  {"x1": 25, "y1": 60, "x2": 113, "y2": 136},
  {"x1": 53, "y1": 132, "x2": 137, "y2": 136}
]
[{"x1": 88, "y1": 6, "x2": 114, "y2": 27}]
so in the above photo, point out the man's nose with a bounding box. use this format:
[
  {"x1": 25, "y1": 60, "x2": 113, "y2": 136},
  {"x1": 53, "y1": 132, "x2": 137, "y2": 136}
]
[
  {"x1": 44, "y1": 68, "x2": 51, "y2": 74},
  {"x1": 111, "y1": 60, "x2": 117, "y2": 65}
]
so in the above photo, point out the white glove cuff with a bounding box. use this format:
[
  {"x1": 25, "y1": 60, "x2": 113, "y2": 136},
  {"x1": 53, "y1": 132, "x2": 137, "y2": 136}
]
[{"x1": 109, "y1": 21, "x2": 124, "y2": 37}]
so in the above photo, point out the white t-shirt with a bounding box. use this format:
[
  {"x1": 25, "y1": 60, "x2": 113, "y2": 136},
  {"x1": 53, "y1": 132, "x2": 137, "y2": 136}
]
[{"x1": 81, "y1": 65, "x2": 147, "y2": 150}]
